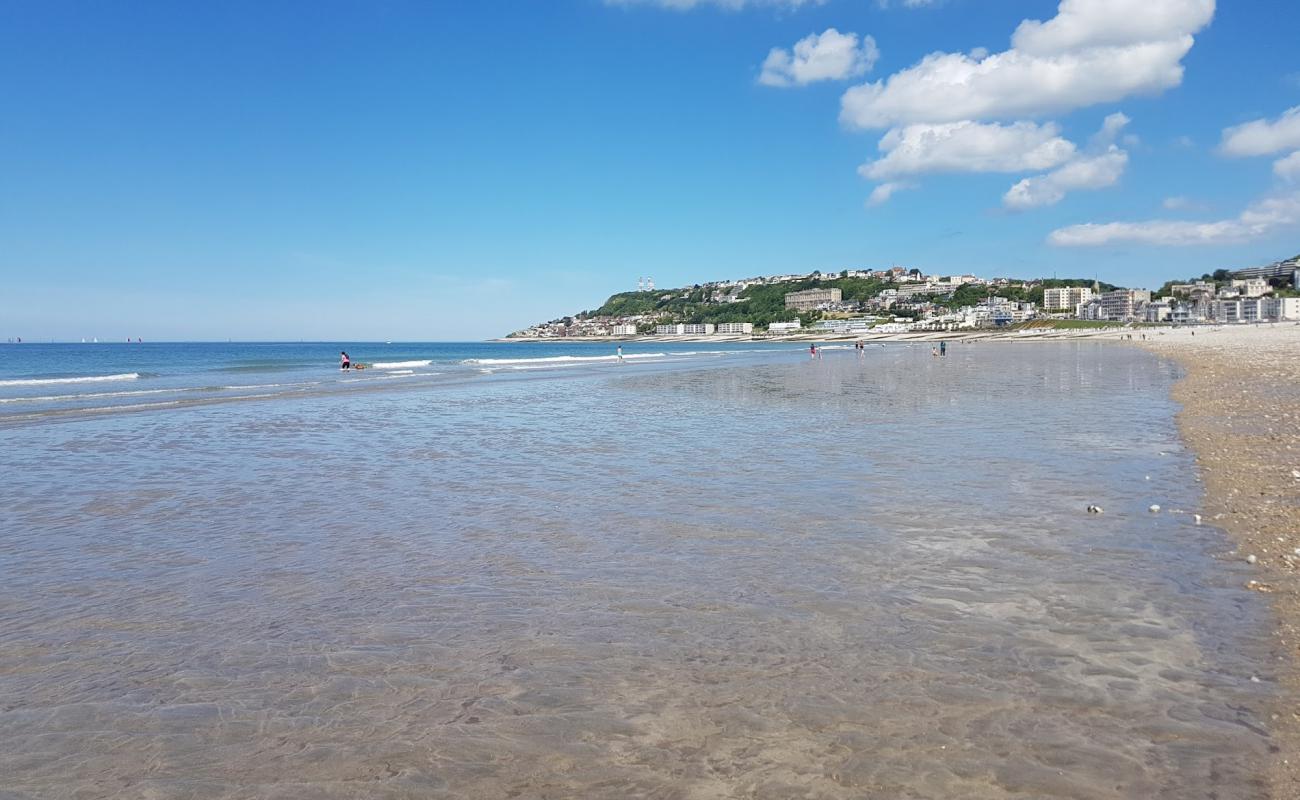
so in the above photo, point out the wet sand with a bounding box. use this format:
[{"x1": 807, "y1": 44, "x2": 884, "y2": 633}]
[
  {"x1": 0, "y1": 341, "x2": 1282, "y2": 798},
  {"x1": 1139, "y1": 324, "x2": 1300, "y2": 798}
]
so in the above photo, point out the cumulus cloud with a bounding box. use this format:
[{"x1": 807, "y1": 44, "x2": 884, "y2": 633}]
[
  {"x1": 1011, "y1": 0, "x2": 1214, "y2": 54},
  {"x1": 1003, "y1": 112, "x2": 1130, "y2": 209},
  {"x1": 1005, "y1": 149, "x2": 1128, "y2": 209},
  {"x1": 1219, "y1": 106, "x2": 1300, "y2": 157},
  {"x1": 1048, "y1": 190, "x2": 1300, "y2": 246},
  {"x1": 760, "y1": 29, "x2": 879, "y2": 87},
  {"x1": 840, "y1": 0, "x2": 1213, "y2": 129},
  {"x1": 1276, "y1": 151, "x2": 1300, "y2": 182},
  {"x1": 860, "y1": 121, "x2": 1076, "y2": 181},
  {"x1": 867, "y1": 182, "x2": 916, "y2": 206}
]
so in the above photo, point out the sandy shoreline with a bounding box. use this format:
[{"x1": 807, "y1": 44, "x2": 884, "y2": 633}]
[{"x1": 1138, "y1": 324, "x2": 1300, "y2": 797}]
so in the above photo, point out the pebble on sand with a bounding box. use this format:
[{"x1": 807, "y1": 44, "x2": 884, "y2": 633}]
[
  {"x1": 1086, "y1": 504, "x2": 1103, "y2": 514},
  {"x1": 1247, "y1": 554, "x2": 1259, "y2": 565},
  {"x1": 1149, "y1": 504, "x2": 1161, "y2": 513}
]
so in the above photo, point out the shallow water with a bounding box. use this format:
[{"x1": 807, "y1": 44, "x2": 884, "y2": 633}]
[{"x1": 0, "y1": 342, "x2": 1276, "y2": 798}]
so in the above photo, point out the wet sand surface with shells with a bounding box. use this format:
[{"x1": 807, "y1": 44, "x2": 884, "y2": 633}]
[{"x1": 1140, "y1": 323, "x2": 1300, "y2": 799}]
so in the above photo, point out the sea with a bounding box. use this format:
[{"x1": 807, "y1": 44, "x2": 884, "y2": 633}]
[{"x1": 0, "y1": 340, "x2": 1278, "y2": 798}]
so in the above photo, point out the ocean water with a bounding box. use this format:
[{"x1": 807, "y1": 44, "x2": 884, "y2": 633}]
[
  {"x1": 0, "y1": 341, "x2": 1277, "y2": 798},
  {"x1": 0, "y1": 341, "x2": 796, "y2": 423}
]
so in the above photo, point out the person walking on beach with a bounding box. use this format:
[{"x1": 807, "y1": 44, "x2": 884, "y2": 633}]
[
  {"x1": 616, "y1": 345, "x2": 624, "y2": 364},
  {"x1": 810, "y1": 344, "x2": 817, "y2": 359},
  {"x1": 340, "y1": 351, "x2": 351, "y2": 370},
  {"x1": 939, "y1": 340, "x2": 947, "y2": 357}
]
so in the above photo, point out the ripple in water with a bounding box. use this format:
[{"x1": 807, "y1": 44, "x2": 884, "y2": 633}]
[{"x1": 0, "y1": 343, "x2": 1274, "y2": 798}]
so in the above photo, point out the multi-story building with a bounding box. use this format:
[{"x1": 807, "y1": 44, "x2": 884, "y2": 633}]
[
  {"x1": 975, "y1": 297, "x2": 1036, "y2": 326},
  {"x1": 893, "y1": 283, "x2": 957, "y2": 299},
  {"x1": 1144, "y1": 301, "x2": 1172, "y2": 322},
  {"x1": 812, "y1": 317, "x2": 878, "y2": 333},
  {"x1": 1042, "y1": 286, "x2": 1094, "y2": 312},
  {"x1": 1170, "y1": 301, "x2": 1206, "y2": 324},
  {"x1": 1265, "y1": 296, "x2": 1300, "y2": 320},
  {"x1": 1169, "y1": 280, "x2": 1216, "y2": 298},
  {"x1": 767, "y1": 320, "x2": 802, "y2": 333},
  {"x1": 784, "y1": 287, "x2": 842, "y2": 310},
  {"x1": 1211, "y1": 297, "x2": 1300, "y2": 322},
  {"x1": 715, "y1": 322, "x2": 754, "y2": 334},
  {"x1": 655, "y1": 323, "x2": 716, "y2": 335},
  {"x1": 1229, "y1": 278, "x2": 1270, "y2": 297},
  {"x1": 611, "y1": 324, "x2": 638, "y2": 336},
  {"x1": 1233, "y1": 257, "x2": 1300, "y2": 281},
  {"x1": 1079, "y1": 299, "x2": 1106, "y2": 321},
  {"x1": 1099, "y1": 289, "x2": 1151, "y2": 321}
]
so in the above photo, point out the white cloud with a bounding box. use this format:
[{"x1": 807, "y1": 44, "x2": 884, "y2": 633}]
[
  {"x1": 760, "y1": 29, "x2": 879, "y2": 87},
  {"x1": 1220, "y1": 106, "x2": 1300, "y2": 157},
  {"x1": 605, "y1": 0, "x2": 822, "y2": 8},
  {"x1": 1163, "y1": 195, "x2": 1193, "y2": 209},
  {"x1": 1048, "y1": 190, "x2": 1300, "y2": 246},
  {"x1": 860, "y1": 121, "x2": 1076, "y2": 181},
  {"x1": 1002, "y1": 112, "x2": 1130, "y2": 209},
  {"x1": 1004, "y1": 148, "x2": 1128, "y2": 209},
  {"x1": 1094, "y1": 111, "x2": 1130, "y2": 145},
  {"x1": 867, "y1": 181, "x2": 916, "y2": 206},
  {"x1": 1011, "y1": 0, "x2": 1214, "y2": 55},
  {"x1": 1276, "y1": 151, "x2": 1300, "y2": 182},
  {"x1": 840, "y1": 0, "x2": 1213, "y2": 129}
]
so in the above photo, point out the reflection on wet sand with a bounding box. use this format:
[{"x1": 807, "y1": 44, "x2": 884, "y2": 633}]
[{"x1": 0, "y1": 343, "x2": 1275, "y2": 798}]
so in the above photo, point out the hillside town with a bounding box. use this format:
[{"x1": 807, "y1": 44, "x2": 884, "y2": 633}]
[{"x1": 509, "y1": 255, "x2": 1300, "y2": 338}]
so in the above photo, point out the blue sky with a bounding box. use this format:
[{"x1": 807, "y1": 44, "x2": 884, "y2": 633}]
[{"x1": 2, "y1": 0, "x2": 1298, "y2": 340}]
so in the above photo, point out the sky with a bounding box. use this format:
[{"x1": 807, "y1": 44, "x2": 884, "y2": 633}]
[{"x1": 2, "y1": 0, "x2": 1299, "y2": 341}]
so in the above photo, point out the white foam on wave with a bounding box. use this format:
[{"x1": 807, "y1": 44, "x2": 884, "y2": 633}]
[
  {"x1": 463, "y1": 353, "x2": 668, "y2": 366},
  {"x1": 0, "y1": 381, "x2": 321, "y2": 405},
  {"x1": 370, "y1": 360, "x2": 432, "y2": 369},
  {"x1": 0, "y1": 388, "x2": 175, "y2": 404},
  {"x1": 0, "y1": 372, "x2": 141, "y2": 388}
]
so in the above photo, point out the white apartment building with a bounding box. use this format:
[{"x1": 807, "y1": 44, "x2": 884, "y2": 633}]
[
  {"x1": 768, "y1": 321, "x2": 803, "y2": 333},
  {"x1": 1099, "y1": 289, "x2": 1152, "y2": 321},
  {"x1": 1042, "y1": 286, "x2": 1094, "y2": 312},
  {"x1": 1266, "y1": 296, "x2": 1300, "y2": 320},
  {"x1": 812, "y1": 317, "x2": 877, "y2": 333},
  {"x1": 611, "y1": 324, "x2": 638, "y2": 336},
  {"x1": 1230, "y1": 278, "x2": 1270, "y2": 297},
  {"x1": 656, "y1": 323, "x2": 716, "y2": 335},
  {"x1": 715, "y1": 322, "x2": 754, "y2": 334},
  {"x1": 1211, "y1": 297, "x2": 1300, "y2": 322},
  {"x1": 893, "y1": 283, "x2": 956, "y2": 298},
  {"x1": 784, "y1": 288, "x2": 842, "y2": 310}
]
